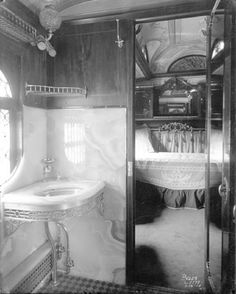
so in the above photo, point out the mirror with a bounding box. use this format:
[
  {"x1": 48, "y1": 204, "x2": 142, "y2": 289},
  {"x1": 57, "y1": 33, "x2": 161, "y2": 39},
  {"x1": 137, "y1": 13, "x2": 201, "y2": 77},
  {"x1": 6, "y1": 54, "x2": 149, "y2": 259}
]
[
  {"x1": 134, "y1": 15, "x2": 210, "y2": 292},
  {"x1": 135, "y1": 16, "x2": 207, "y2": 120}
]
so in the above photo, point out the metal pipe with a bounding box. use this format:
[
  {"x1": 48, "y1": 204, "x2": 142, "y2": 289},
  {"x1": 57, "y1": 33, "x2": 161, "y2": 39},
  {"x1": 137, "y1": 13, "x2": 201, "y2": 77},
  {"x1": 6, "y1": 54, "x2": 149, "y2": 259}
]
[
  {"x1": 57, "y1": 222, "x2": 74, "y2": 274},
  {"x1": 44, "y1": 222, "x2": 58, "y2": 285}
]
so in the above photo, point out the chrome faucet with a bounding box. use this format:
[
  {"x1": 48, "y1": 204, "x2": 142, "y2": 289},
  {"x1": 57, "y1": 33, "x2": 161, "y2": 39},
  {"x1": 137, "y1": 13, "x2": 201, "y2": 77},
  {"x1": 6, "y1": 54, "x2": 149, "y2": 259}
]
[{"x1": 41, "y1": 158, "x2": 55, "y2": 179}]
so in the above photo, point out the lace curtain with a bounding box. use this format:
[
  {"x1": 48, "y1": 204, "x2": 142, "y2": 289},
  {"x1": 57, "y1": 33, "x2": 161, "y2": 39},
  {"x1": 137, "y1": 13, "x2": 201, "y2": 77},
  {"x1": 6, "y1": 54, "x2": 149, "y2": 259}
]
[{"x1": 151, "y1": 130, "x2": 206, "y2": 153}]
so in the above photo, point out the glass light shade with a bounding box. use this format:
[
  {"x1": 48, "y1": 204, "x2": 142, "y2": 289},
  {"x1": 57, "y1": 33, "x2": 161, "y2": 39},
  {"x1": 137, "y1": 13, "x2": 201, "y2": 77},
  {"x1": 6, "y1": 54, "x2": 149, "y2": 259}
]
[
  {"x1": 46, "y1": 40, "x2": 57, "y2": 57},
  {"x1": 37, "y1": 41, "x2": 47, "y2": 51},
  {"x1": 39, "y1": 5, "x2": 62, "y2": 32},
  {"x1": 36, "y1": 35, "x2": 47, "y2": 50},
  {"x1": 48, "y1": 48, "x2": 56, "y2": 57}
]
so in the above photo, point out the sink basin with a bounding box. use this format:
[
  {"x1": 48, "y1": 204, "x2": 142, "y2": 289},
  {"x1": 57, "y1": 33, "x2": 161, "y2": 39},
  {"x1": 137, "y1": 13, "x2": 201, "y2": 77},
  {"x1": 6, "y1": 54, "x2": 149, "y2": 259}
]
[
  {"x1": 3, "y1": 179, "x2": 105, "y2": 221},
  {"x1": 35, "y1": 187, "x2": 83, "y2": 197}
]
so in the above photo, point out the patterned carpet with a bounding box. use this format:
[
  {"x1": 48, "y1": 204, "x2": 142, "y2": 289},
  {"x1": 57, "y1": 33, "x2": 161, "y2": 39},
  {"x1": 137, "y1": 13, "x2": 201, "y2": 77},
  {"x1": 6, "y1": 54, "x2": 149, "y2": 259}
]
[{"x1": 37, "y1": 272, "x2": 188, "y2": 294}]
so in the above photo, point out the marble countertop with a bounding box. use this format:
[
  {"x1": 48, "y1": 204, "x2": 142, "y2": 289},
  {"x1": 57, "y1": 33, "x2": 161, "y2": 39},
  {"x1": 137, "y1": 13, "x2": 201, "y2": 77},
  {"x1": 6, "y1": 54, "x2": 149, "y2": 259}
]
[{"x1": 3, "y1": 178, "x2": 105, "y2": 213}]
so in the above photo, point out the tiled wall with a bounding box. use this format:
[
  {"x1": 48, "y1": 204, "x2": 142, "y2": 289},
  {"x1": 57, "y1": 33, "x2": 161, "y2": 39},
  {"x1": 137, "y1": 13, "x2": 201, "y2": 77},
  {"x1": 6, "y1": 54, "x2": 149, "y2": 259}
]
[{"x1": 47, "y1": 108, "x2": 126, "y2": 284}]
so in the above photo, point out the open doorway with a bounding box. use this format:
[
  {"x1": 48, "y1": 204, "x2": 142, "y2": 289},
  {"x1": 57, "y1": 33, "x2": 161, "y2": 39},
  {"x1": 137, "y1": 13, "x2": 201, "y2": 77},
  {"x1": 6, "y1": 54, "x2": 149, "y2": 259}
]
[{"x1": 133, "y1": 14, "x2": 223, "y2": 292}]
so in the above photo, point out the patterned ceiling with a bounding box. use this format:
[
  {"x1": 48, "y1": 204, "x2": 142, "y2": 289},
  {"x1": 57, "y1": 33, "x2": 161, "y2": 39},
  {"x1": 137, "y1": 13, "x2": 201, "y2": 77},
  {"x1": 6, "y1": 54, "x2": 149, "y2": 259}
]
[{"x1": 136, "y1": 16, "x2": 207, "y2": 75}]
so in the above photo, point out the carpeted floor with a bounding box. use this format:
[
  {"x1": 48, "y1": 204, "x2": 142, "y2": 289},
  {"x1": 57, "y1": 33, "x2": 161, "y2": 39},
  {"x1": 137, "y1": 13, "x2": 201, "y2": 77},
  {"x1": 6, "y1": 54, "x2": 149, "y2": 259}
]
[{"x1": 135, "y1": 202, "x2": 221, "y2": 293}]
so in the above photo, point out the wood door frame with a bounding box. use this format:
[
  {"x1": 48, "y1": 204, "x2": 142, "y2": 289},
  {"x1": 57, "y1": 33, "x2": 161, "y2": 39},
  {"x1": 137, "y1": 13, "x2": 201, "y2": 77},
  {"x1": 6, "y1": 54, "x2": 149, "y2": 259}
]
[
  {"x1": 221, "y1": 0, "x2": 236, "y2": 292},
  {"x1": 205, "y1": 1, "x2": 236, "y2": 293},
  {"x1": 125, "y1": 20, "x2": 136, "y2": 285}
]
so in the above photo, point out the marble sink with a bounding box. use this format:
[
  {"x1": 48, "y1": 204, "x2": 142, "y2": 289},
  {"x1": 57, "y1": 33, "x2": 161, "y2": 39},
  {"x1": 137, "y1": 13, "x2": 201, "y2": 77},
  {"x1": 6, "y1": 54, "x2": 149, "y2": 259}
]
[{"x1": 2, "y1": 179, "x2": 105, "y2": 221}]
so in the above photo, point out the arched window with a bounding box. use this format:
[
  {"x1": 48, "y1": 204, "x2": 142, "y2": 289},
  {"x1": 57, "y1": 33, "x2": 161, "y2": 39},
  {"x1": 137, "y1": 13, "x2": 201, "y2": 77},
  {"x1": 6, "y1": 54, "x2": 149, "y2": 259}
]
[{"x1": 0, "y1": 70, "x2": 14, "y2": 183}]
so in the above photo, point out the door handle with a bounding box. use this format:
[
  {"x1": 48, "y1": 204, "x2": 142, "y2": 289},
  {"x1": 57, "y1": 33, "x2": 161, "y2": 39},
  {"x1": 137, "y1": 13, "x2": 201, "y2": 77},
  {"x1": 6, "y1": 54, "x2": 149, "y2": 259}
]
[
  {"x1": 218, "y1": 177, "x2": 229, "y2": 199},
  {"x1": 218, "y1": 183, "x2": 227, "y2": 198}
]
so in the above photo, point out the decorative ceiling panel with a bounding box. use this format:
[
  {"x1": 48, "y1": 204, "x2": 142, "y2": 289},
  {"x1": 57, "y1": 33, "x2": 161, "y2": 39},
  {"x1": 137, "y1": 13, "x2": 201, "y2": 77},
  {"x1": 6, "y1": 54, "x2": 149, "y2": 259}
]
[
  {"x1": 168, "y1": 55, "x2": 206, "y2": 72},
  {"x1": 136, "y1": 16, "x2": 207, "y2": 74}
]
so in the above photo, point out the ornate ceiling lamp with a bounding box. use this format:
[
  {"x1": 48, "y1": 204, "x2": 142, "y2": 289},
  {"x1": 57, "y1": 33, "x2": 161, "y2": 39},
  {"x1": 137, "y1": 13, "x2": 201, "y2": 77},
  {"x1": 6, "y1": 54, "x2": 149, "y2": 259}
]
[
  {"x1": 39, "y1": 4, "x2": 62, "y2": 37},
  {"x1": 36, "y1": 2, "x2": 62, "y2": 57}
]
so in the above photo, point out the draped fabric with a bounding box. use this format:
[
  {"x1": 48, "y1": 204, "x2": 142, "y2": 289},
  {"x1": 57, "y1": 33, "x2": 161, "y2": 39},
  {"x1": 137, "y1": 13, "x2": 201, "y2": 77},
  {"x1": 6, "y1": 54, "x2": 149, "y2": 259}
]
[
  {"x1": 135, "y1": 124, "x2": 155, "y2": 156},
  {"x1": 135, "y1": 152, "x2": 221, "y2": 190},
  {"x1": 136, "y1": 180, "x2": 205, "y2": 209},
  {"x1": 151, "y1": 130, "x2": 206, "y2": 153},
  {"x1": 135, "y1": 125, "x2": 221, "y2": 210}
]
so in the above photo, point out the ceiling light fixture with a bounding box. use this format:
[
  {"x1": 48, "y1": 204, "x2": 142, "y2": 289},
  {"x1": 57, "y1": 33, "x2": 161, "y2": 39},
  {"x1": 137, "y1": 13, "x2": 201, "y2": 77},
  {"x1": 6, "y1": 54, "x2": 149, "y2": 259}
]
[
  {"x1": 39, "y1": 4, "x2": 62, "y2": 36},
  {"x1": 36, "y1": 35, "x2": 47, "y2": 51},
  {"x1": 35, "y1": 34, "x2": 57, "y2": 57},
  {"x1": 35, "y1": 3, "x2": 62, "y2": 57}
]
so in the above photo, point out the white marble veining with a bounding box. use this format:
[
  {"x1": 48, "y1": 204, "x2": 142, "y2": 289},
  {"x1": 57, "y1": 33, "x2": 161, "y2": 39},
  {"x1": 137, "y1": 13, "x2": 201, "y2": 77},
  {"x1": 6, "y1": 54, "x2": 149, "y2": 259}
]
[
  {"x1": 3, "y1": 178, "x2": 104, "y2": 212},
  {"x1": 48, "y1": 108, "x2": 126, "y2": 283},
  {"x1": 2, "y1": 106, "x2": 48, "y2": 280},
  {"x1": 2, "y1": 107, "x2": 126, "y2": 286}
]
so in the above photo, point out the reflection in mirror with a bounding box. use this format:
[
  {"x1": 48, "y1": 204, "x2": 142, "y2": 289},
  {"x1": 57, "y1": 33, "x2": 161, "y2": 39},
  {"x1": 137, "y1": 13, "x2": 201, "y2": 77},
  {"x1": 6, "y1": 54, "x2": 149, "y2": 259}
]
[
  {"x1": 134, "y1": 15, "x2": 209, "y2": 293},
  {"x1": 136, "y1": 16, "x2": 207, "y2": 75}
]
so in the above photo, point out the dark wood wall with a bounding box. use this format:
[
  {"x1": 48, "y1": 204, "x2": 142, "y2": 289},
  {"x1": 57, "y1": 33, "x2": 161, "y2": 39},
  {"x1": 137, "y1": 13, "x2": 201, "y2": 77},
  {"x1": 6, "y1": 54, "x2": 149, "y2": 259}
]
[{"x1": 49, "y1": 20, "x2": 133, "y2": 108}]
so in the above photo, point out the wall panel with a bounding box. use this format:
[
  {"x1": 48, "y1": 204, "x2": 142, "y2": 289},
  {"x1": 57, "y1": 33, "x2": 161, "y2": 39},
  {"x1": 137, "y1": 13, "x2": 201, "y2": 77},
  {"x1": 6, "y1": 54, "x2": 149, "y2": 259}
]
[{"x1": 52, "y1": 20, "x2": 132, "y2": 107}]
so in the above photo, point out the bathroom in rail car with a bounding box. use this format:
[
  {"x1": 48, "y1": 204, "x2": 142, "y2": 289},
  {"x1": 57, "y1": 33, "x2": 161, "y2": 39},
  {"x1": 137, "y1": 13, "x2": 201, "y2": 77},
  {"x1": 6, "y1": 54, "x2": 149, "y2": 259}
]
[{"x1": 0, "y1": 0, "x2": 235, "y2": 293}]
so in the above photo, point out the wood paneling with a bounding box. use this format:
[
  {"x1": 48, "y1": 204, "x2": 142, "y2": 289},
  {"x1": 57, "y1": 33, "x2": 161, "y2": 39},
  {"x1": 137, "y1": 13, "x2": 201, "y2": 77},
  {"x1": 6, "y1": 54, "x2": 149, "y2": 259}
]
[{"x1": 52, "y1": 20, "x2": 132, "y2": 107}]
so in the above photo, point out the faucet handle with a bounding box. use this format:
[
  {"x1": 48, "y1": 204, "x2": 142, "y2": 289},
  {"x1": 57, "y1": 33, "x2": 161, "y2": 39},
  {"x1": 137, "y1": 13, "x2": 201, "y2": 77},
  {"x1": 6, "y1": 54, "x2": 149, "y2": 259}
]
[{"x1": 41, "y1": 158, "x2": 55, "y2": 165}]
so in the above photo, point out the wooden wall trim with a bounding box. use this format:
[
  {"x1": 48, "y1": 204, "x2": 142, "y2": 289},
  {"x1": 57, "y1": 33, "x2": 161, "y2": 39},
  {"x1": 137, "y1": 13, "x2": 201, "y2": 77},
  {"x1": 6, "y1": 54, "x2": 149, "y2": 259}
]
[
  {"x1": 125, "y1": 20, "x2": 135, "y2": 285},
  {"x1": 3, "y1": 0, "x2": 45, "y2": 34}
]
